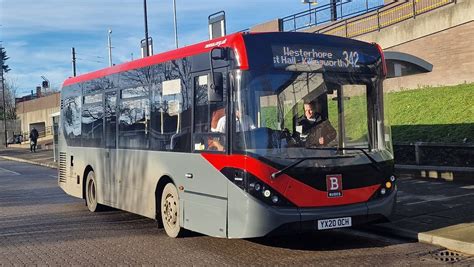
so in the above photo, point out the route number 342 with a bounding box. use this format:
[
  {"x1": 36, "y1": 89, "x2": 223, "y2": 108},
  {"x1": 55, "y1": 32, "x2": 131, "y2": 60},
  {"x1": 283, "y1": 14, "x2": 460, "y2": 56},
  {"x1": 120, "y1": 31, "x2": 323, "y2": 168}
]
[{"x1": 342, "y1": 51, "x2": 359, "y2": 68}]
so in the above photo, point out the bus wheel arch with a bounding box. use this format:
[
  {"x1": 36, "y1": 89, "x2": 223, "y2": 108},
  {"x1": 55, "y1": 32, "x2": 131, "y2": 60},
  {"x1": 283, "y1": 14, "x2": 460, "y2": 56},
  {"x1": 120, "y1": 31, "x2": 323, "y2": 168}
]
[
  {"x1": 83, "y1": 165, "x2": 103, "y2": 212},
  {"x1": 155, "y1": 175, "x2": 182, "y2": 237},
  {"x1": 82, "y1": 165, "x2": 94, "y2": 199}
]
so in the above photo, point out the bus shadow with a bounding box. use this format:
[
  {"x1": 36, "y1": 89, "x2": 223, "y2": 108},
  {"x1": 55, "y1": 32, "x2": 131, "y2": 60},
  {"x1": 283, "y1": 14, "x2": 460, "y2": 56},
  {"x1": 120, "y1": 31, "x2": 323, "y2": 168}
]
[{"x1": 247, "y1": 229, "x2": 410, "y2": 251}]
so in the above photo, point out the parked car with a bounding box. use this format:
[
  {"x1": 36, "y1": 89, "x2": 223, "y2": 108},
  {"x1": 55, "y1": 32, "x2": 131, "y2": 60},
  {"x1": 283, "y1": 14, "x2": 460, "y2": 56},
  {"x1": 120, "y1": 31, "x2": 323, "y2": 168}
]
[{"x1": 7, "y1": 135, "x2": 23, "y2": 144}]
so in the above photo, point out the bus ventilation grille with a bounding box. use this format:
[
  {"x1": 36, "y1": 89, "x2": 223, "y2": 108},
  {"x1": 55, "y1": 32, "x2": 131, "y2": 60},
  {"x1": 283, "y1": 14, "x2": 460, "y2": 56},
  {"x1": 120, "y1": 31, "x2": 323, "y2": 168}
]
[
  {"x1": 60, "y1": 99, "x2": 64, "y2": 110},
  {"x1": 59, "y1": 152, "x2": 67, "y2": 183}
]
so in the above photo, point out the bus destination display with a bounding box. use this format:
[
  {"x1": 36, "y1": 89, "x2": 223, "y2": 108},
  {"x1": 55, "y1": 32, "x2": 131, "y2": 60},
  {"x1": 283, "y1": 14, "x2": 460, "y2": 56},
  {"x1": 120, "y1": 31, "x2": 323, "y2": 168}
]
[{"x1": 272, "y1": 45, "x2": 372, "y2": 72}]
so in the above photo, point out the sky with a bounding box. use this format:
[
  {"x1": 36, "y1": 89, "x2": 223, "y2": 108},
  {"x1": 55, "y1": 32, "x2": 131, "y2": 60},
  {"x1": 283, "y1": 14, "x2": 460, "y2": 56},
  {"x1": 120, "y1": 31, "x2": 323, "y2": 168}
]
[{"x1": 0, "y1": 0, "x2": 382, "y2": 97}]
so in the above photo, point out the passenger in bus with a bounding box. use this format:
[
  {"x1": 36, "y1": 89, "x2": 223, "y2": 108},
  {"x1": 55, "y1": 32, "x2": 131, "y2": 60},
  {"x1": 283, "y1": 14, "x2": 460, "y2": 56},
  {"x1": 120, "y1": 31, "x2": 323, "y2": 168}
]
[
  {"x1": 208, "y1": 107, "x2": 255, "y2": 151},
  {"x1": 213, "y1": 108, "x2": 256, "y2": 133},
  {"x1": 298, "y1": 100, "x2": 336, "y2": 146}
]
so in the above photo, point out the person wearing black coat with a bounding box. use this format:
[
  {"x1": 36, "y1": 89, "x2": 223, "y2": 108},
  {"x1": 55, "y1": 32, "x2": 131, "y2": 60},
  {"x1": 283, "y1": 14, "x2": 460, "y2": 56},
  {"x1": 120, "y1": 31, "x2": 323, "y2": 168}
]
[{"x1": 29, "y1": 128, "x2": 39, "y2": 152}]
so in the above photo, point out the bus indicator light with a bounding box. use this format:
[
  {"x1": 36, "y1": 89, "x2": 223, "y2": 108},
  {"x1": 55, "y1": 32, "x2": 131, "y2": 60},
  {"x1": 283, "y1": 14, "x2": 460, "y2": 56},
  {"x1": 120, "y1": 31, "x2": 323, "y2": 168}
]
[
  {"x1": 385, "y1": 182, "x2": 392, "y2": 189},
  {"x1": 254, "y1": 183, "x2": 261, "y2": 191},
  {"x1": 272, "y1": 195, "x2": 279, "y2": 203}
]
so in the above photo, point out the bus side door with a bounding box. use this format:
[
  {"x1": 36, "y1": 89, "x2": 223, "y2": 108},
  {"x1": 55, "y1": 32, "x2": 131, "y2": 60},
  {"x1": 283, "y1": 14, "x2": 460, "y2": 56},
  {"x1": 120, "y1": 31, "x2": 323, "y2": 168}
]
[
  {"x1": 103, "y1": 90, "x2": 118, "y2": 205},
  {"x1": 181, "y1": 71, "x2": 228, "y2": 237}
]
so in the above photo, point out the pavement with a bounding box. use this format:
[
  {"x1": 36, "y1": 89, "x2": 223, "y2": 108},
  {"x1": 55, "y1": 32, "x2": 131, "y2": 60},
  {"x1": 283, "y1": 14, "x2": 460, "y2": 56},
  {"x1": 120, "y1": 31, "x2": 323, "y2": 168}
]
[{"x1": 0, "y1": 147, "x2": 472, "y2": 255}]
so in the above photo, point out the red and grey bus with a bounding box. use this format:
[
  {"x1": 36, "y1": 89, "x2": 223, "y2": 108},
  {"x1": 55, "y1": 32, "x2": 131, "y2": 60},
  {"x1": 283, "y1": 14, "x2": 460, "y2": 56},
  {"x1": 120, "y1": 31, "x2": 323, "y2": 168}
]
[{"x1": 58, "y1": 31, "x2": 396, "y2": 238}]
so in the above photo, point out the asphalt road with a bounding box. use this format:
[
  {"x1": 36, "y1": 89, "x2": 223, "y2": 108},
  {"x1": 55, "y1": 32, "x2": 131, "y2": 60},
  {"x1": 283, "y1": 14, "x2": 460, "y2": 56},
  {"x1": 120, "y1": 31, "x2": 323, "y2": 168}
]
[{"x1": 0, "y1": 158, "x2": 460, "y2": 265}]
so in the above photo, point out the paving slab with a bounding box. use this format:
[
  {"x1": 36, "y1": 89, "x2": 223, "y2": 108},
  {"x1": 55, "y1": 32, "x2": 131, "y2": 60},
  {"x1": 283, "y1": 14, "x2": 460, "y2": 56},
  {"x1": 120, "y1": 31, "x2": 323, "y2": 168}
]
[
  {"x1": 374, "y1": 175, "x2": 474, "y2": 255},
  {"x1": 418, "y1": 223, "x2": 474, "y2": 255}
]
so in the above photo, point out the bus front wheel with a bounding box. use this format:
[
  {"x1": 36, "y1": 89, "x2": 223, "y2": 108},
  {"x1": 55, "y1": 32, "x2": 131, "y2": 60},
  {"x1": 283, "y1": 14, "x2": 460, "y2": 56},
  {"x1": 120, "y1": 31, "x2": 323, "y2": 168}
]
[
  {"x1": 161, "y1": 183, "x2": 182, "y2": 238},
  {"x1": 85, "y1": 171, "x2": 103, "y2": 212}
]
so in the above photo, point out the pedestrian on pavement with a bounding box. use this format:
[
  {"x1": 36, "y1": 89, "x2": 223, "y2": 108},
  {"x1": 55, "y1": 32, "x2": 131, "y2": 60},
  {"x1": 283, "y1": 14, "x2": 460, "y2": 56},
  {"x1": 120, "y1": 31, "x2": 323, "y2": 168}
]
[{"x1": 29, "y1": 127, "x2": 39, "y2": 152}]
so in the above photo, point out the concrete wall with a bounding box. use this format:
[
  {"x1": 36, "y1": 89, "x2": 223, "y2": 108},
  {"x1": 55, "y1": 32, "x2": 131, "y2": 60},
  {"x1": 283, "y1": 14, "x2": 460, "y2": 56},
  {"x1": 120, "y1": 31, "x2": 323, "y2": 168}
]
[
  {"x1": 0, "y1": 120, "x2": 22, "y2": 146},
  {"x1": 353, "y1": 0, "x2": 474, "y2": 90},
  {"x1": 16, "y1": 92, "x2": 60, "y2": 135},
  {"x1": 250, "y1": 19, "x2": 282, "y2": 32},
  {"x1": 383, "y1": 21, "x2": 474, "y2": 90}
]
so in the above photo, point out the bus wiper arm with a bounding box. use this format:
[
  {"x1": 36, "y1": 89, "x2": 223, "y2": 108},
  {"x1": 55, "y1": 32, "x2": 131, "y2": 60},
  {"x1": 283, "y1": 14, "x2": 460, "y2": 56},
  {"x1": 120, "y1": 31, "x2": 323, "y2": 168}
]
[
  {"x1": 270, "y1": 155, "x2": 354, "y2": 179},
  {"x1": 306, "y1": 147, "x2": 382, "y2": 173}
]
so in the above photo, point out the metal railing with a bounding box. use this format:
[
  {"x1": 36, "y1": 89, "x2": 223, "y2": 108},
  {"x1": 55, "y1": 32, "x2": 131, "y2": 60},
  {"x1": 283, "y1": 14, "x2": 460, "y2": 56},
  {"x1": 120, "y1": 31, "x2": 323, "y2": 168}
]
[
  {"x1": 20, "y1": 126, "x2": 54, "y2": 142},
  {"x1": 315, "y1": 0, "x2": 456, "y2": 38},
  {"x1": 282, "y1": 0, "x2": 384, "y2": 32},
  {"x1": 394, "y1": 141, "x2": 473, "y2": 167}
]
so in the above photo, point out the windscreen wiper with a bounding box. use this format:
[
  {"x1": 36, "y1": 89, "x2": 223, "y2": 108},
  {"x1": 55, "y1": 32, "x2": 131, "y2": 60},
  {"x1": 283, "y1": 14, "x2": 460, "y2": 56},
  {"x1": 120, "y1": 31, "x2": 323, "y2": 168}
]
[
  {"x1": 306, "y1": 147, "x2": 382, "y2": 173},
  {"x1": 270, "y1": 154, "x2": 355, "y2": 179}
]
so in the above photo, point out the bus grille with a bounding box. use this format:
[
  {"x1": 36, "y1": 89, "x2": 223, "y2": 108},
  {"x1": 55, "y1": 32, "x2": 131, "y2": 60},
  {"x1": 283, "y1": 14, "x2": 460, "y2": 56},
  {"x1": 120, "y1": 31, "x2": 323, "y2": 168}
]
[{"x1": 59, "y1": 152, "x2": 67, "y2": 183}]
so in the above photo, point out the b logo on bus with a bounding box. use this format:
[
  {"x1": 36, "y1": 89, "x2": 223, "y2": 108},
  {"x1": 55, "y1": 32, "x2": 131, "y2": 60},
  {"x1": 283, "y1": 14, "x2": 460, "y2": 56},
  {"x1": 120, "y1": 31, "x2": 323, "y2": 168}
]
[{"x1": 326, "y1": 174, "x2": 343, "y2": 198}]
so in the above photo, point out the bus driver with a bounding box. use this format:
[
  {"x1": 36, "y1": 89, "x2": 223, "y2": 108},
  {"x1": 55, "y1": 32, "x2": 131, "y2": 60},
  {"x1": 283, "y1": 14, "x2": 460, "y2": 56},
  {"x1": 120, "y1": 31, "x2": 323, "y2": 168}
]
[{"x1": 298, "y1": 100, "x2": 336, "y2": 146}]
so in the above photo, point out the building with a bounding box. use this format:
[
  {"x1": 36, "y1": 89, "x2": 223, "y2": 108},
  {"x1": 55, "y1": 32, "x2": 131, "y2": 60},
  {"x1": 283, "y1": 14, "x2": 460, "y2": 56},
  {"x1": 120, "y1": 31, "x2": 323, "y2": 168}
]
[{"x1": 16, "y1": 92, "x2": 60, "y2": 139}]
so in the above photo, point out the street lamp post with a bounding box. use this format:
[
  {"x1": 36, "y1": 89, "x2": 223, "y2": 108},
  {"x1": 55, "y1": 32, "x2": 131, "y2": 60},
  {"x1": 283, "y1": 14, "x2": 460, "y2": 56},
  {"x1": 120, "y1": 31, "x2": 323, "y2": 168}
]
[
  {"x1": 107, "y1": 29, "x2": 113, "y2": 66},
  {"x1": 302, "y1": 0, "x2": 318, "y2": 25},
  {"x1": 143, "y1": 0, "x2": 150, "y2": 57},
  {"x1": 173, "y1": 0, "x2": 178, "y2": 48},
  {"x1": 0, "y1": 47, "x2": 7, "y2": 148}
]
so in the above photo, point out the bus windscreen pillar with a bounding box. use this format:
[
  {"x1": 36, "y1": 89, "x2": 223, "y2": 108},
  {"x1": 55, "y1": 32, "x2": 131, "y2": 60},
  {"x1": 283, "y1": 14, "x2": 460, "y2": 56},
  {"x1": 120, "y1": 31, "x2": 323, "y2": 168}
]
[{"x1": 208, "y1": 11, "x2": 226, "y2": 40}]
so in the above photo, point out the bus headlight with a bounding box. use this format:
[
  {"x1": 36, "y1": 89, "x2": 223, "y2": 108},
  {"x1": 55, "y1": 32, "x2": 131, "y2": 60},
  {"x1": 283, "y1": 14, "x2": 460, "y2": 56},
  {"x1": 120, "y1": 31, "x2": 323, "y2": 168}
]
[
  {"x1": 221, "y1": 167, "x2": 294, "y2": 207},
  {"x1": 370, "y1": 174, "x2": 396, "y2": 200}
]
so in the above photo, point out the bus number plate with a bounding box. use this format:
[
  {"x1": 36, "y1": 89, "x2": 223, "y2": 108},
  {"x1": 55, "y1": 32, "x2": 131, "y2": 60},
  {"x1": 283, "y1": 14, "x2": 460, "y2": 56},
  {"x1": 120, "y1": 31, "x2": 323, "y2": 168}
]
[{"x1": 317, "y1": 217, "x2": 352, "y2": 230}]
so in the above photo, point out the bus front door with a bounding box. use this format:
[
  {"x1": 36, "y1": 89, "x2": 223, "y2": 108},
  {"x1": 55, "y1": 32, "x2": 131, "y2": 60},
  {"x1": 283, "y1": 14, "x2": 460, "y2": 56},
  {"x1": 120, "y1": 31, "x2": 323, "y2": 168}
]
[{"x1": 104, "y1": 91, "x2": 118, "y2": 205}]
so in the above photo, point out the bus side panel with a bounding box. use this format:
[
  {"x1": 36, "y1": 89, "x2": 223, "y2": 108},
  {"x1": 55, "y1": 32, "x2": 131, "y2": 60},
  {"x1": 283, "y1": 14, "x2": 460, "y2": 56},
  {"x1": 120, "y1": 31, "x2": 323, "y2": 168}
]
[
  {"x1": 61, "y1": 146, "x2": 106, "y2": 204},
  {"x1": 113, "y1": 150, "x2": 228, "y2": 237}
]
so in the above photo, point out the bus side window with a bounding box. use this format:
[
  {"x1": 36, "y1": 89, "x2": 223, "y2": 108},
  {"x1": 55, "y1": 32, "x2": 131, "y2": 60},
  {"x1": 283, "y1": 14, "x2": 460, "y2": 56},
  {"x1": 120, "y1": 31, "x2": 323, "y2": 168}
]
[{"x1": 149, "y1": 73, "x2": 192, "y2": 153}]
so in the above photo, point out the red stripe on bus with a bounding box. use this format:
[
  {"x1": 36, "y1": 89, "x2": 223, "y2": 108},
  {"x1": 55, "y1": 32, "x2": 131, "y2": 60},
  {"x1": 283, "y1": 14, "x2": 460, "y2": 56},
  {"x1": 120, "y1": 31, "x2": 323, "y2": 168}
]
[
  {"x1": 63, "y1": 33, "x2": 248, "y2": 87},
  {"x1": 201, "y1": 153, "x2": 380, "y2": 208}
]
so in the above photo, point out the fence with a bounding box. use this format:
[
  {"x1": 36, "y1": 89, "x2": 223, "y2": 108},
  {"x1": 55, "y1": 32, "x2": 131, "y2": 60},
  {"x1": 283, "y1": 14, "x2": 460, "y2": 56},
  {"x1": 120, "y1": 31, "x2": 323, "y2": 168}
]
[
  {"x1": 315, "y1": 0, "x2": 457, "y2": 38},
  {"x1": 394, "y1": 142, "x2": 474, "y2": 167},
  {"x1": 20, "y1": 126, "x2": 54, "y2": 141},
  {"x1": 282, "y1": 0, "x2": 384, "y2": 32}
]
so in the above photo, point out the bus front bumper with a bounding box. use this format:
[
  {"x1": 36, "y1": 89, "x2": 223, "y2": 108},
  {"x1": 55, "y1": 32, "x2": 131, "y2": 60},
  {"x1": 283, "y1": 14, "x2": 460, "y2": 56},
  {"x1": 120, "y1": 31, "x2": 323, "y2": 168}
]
[
  {"x1": 228, "y1": 185, "x2": 397, "y2": 238},
  {"x1": 272, "y1": 187, "x2": 397, "y2": 236}
]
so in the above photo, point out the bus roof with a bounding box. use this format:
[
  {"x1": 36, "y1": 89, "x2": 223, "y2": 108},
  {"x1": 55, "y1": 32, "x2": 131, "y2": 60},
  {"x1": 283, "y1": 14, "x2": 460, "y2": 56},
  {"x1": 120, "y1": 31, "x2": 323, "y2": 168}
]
[
  {"x1": 62, "y1": 32, "x2": 382, "y2": 88},
  {"x1": 62, "y1": 32, "x2": 248, "y2": 87}
]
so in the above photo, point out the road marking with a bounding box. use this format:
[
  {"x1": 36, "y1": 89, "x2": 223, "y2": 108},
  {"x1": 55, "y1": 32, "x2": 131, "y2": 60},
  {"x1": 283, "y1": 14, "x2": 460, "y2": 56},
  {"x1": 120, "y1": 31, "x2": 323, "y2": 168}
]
[
  {"x1": 0, "y1": 166, "x2": 21, "y2": 175},
  {"x1": 404, "y1": 193, "x2": 474, "y2": 206},
  {"x1": 49, "y1": 175, "x2": 58, "y2": 179},
  {"x1": 461, "y1": 185, "x2": 474, "y2": 190}
]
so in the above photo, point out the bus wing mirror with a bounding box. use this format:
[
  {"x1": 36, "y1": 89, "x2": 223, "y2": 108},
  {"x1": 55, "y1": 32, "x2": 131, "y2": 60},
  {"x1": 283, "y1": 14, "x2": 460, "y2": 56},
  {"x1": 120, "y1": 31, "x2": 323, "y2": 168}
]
[
  {"x1": 208, "y1": 72, "x2": 223, "y2": 102},
  {"x1": 211, "y1": 47, "x2": 229, "y2": 60}
]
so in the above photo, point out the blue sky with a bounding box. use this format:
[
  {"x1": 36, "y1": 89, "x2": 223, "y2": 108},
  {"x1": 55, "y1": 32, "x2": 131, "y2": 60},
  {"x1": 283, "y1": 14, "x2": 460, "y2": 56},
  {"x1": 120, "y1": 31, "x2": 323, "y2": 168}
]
[{"x1": 0, "y1": 0, "x2": 382, "y2": 97}]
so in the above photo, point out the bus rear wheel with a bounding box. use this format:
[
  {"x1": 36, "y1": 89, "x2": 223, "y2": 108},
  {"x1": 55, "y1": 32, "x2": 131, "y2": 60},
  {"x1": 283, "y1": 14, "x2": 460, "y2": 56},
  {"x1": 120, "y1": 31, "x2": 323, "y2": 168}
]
[
  {"x1": 85, "y1": 171, "x2": 103, "y2": 212},
  {"x1": 161, "y1": 183, "x2": 182, "y2": 238}
]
